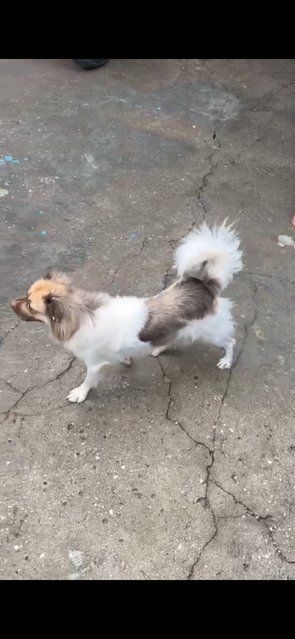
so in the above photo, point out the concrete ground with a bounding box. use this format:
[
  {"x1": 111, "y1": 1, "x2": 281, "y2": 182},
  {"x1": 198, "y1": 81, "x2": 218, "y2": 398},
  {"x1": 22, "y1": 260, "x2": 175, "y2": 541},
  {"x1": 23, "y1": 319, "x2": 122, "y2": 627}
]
[{"x1": 0, "y1": 59, "x2": 295, "y2": 580}]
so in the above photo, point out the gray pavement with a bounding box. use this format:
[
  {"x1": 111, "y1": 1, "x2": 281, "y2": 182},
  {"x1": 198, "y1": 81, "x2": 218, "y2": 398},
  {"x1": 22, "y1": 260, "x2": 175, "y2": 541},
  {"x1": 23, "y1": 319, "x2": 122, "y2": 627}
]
[{"x1": 0, "y1": 59, "x2": 295, "y2": 579}]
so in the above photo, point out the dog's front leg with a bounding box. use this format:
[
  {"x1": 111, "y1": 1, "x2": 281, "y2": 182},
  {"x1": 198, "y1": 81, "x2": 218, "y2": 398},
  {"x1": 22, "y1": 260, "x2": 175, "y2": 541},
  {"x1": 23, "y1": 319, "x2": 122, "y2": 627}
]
[
  {"x1": 67, "y1": 362, "x2": 108, "y2": 403},
  {"x1": 217, "y1": 337, "x2": 236, "y2": 369}
]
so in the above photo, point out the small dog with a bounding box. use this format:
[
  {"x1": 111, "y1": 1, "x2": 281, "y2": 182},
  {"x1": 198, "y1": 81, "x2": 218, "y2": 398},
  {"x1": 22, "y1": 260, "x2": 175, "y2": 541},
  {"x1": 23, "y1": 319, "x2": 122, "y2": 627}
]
[{"x1": 10, "y1": 220, "x2": 242, "y2": 403}]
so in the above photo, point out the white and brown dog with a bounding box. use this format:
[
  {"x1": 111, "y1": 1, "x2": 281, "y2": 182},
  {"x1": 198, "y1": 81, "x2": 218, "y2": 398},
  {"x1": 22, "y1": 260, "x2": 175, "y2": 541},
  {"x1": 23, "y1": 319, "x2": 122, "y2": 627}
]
[{"x1": 10, "y1": 220, "x2": 242, "y2": 403}]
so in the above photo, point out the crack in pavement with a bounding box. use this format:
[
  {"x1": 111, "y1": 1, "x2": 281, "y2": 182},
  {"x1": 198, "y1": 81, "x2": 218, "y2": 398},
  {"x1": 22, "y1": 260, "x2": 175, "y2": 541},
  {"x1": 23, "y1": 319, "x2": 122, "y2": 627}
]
[
  {"x1": 0, "y1": 357, "x2": 75, "y2": 418},
  {"x1": 109, "y1": 237, "x2": 149, "y2": 287},
  {"x1": 156, "y1": 355, "x2": 212, "y2": 456},
  {"x1": 1, "y1": 379, "x2": 23, "y2": 396},
  {"x1": 1, "y1": 381, "x2": 152, "y2": 421},
  {"x1": 186, "y1": 276, "x2": 258, "y2": 579},
  {"x1": 211, "y1": 480, "x2": 295, "y2": 566},
  {"x1": 244, "y1": 79, "x2": 295, "y2": 114},
  {"x1": 0, "y1": 320, "x2": 20, "y2": 349},
  {"x1": 195, "y1": 142, "x2": 221, "y2": 219},
  {"x1": 155, "y1": 352, "x2": 220, "y2": 579}
]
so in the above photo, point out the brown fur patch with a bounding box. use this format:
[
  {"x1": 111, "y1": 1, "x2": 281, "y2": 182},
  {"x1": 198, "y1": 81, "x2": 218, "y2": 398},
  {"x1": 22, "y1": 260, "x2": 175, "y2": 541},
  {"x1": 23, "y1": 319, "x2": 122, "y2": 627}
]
[
  {"x1": 139, "y1": 277, "x2": 216, "y2": 346},
  {"x1": 45, "y1": 288, "x2": 108, "y2": 342}
]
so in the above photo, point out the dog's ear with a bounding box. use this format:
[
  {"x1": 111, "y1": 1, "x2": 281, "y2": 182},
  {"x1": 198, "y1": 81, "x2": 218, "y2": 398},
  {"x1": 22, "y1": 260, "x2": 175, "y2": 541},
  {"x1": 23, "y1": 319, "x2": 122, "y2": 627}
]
[
  {"x1": 44, "y1": 270, "x2": 72, "y2": 285},
  {"x1": 44, "y1": 294, "x2": 64, "y2": 323}
]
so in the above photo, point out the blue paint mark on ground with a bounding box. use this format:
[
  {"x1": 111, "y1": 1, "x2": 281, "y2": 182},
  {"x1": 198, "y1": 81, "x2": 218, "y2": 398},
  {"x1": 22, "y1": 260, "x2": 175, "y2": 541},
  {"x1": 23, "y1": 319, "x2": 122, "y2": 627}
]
[
  {"x1": 0, "y1": 155, "x2": 21, "y2": 165},
  {"x1": 40, "y1": 230, "x2": 47, "y2": 236}
]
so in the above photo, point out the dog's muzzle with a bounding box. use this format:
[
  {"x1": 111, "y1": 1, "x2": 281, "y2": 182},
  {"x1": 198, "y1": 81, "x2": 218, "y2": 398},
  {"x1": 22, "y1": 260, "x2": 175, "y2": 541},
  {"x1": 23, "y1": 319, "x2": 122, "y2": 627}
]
[{"x1": 9, "y1": 298, "x2": 37, "y2": 321}]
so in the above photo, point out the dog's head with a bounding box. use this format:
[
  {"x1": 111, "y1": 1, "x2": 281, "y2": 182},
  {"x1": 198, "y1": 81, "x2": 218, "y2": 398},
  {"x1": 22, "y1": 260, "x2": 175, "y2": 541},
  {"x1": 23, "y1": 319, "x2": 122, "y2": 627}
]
[{"x1": 10, "y1": 271, "x2": 74, "y2": 338}]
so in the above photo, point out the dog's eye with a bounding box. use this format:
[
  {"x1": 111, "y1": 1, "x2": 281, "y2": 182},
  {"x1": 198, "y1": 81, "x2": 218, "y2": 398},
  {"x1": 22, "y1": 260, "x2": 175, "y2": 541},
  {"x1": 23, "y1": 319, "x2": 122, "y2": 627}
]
[{"x1": 26, "y1": 301, "x2": 33, "y2": 312}]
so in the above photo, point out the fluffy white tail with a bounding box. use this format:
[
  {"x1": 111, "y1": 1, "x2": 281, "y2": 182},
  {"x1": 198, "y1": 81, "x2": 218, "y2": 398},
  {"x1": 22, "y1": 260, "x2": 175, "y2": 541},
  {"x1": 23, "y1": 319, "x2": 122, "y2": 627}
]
[{"x1": 174, "y1": 220, "x2": 243, "y2": 291}]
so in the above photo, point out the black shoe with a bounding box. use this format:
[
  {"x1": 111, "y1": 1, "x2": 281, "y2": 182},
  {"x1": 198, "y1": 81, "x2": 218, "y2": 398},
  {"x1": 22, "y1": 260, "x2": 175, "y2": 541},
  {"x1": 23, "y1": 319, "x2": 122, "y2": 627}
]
[{"x1": 73, "y1": 59, "x2": 109, "y2": 70}]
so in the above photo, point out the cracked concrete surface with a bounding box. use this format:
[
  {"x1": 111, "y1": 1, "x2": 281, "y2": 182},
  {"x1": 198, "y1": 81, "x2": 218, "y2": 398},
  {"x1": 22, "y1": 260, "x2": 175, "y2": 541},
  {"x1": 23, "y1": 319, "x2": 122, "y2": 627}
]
[{"x1": 1, "y1": 59, "x2": 295, "y2": 579}]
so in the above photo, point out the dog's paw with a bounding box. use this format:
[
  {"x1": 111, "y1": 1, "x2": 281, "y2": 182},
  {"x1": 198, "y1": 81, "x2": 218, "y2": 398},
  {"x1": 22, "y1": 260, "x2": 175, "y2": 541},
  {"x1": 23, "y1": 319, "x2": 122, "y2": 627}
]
[
  {"x1": 150, "y1": 348, "x2": 163, "y2": 357},
  {"x1": 67, "y1": 385, "x2": 88, "y2": 403},
  {"x1": 121, "y1": 357, "x2": 132, "y2": 366},
  {"x1": 217, "y1": 357, "x2": 231, "y2": 370}
]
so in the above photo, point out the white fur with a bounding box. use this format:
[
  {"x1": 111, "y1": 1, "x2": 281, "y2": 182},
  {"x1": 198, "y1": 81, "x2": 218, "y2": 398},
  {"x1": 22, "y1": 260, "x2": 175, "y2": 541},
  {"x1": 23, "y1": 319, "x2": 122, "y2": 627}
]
[
  {"x1": 66, "y1": 296, "x2": 151, "y2": 365},
  {"x1": 174, "y1": 219, "x2": 243, "y2": 290},
  {"x1": 64, "y1": 221, "x2": 242, "y2": 402},
  {"x1": 177, "y1": 297, "x2": 234, "y2": 347}
]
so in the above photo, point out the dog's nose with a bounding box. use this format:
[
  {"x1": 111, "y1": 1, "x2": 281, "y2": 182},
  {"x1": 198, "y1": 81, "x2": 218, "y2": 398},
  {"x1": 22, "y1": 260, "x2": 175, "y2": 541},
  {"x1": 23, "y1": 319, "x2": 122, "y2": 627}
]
[{"x1": 10, "y1": 298, "x2": 21, "y2": 310}]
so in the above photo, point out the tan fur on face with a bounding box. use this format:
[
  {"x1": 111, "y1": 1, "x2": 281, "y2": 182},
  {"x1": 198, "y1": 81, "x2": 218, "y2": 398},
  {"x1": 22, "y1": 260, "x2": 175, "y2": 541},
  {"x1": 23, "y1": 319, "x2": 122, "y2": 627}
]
[
  {"x1": 28, "y1": 278, "x2": 71, "y2": 314},
  {"x1": 9, "y1": 275, "x2": 72, "y2": 323}
]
